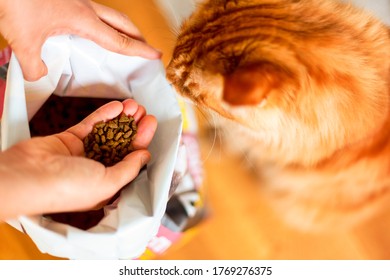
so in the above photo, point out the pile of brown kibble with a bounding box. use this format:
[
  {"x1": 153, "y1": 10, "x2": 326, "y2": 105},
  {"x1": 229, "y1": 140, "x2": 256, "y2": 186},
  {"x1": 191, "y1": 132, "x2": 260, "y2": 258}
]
[{"x1": 83, "y1": 113, "x2": 138, "y2": 166}]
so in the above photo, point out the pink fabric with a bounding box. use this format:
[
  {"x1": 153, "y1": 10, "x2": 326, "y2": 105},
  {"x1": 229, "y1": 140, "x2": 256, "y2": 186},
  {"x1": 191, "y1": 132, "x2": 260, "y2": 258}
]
[{"x1": 0, "y1": 46, "x2": 11, "y2": 118}]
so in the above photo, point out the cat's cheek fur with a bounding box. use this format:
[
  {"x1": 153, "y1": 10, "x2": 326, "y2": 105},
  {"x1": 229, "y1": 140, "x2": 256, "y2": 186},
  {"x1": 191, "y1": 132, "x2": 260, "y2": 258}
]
[{"x1": 216, "y1": 107, "x2": 321, "y2": 167}]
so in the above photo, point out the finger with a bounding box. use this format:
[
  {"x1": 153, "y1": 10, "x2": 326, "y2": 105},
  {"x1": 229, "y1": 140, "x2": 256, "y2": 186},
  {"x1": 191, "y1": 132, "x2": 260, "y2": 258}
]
[
  {"x1": 122, "y1": 98, "x2": 140, "y2": 117},
  {"x1": 67, "y1": 100, "x2": 123, "y2": 139},
  {"x1": 132, "y1": 115, "x2": 157, "y2": 149},
  {"x1": 13, "y1": 44, "x2": 48, "y2": 81},
  {"x1": 91, "y1": 2, "x2": 145, "y2": 42},
  {"x1": 103, "y1": 149, "x2": 151, "y2": 190},
  {"x1": 133, "y1": 105, "x2": 146, "y2": 123},
  {"x1": 118, "y1": 99, "x2": 157, "y2": 149},
  {"x1": 77, "y1": 19, "x2": 162, "y2": 59},
  {"x1": 121, "y1": 99, "x2": 147, "y2": 123}
]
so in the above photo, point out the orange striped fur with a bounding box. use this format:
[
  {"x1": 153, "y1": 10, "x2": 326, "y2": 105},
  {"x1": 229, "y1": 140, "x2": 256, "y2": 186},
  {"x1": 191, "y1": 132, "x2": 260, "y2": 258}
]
[{"x1": 166, "y1": 0, "x2": 390, "y2": 231}]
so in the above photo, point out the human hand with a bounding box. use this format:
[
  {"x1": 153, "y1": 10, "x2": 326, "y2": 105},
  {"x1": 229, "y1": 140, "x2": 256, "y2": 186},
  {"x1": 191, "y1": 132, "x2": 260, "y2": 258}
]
[
  {"x1": 0, "y1": 99, "x2": 157, "y2": 220},
  {"x1": 0, "y1": 0, "x2": 162, "y2": 81}
]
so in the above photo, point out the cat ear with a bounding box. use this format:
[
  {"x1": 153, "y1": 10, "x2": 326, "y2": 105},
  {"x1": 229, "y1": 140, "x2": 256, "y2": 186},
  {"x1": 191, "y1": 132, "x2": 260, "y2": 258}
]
[{"x1": 222, "y1": 62, "x2": 286, "y2": 106}]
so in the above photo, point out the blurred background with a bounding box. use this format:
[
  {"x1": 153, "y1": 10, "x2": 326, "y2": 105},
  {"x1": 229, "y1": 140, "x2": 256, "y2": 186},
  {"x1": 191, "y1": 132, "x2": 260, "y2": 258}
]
[{"x1": 1, "y1": 0, "x2": 390, "y2": 260}]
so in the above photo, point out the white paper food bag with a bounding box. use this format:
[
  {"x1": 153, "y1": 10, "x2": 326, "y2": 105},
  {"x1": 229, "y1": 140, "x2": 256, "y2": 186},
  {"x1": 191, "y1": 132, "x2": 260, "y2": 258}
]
[{"x1": 0, "y1": 35, "x2": 182, "y2": 260}]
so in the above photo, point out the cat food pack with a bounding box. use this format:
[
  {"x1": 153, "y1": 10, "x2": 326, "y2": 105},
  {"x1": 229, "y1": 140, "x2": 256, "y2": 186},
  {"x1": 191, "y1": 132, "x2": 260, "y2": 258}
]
[{"x1": 0, "y1": 35, "x2": 204, "y2": 259}]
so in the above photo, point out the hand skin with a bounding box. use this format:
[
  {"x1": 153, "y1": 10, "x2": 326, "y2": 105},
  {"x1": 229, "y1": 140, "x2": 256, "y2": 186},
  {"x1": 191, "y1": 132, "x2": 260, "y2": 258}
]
[
  {"x1": 0, "y1": 99, "x2": 157, "y2": 221},
  {"x1": 0, "y1": 0, "x2": 162, "y2": 81}
]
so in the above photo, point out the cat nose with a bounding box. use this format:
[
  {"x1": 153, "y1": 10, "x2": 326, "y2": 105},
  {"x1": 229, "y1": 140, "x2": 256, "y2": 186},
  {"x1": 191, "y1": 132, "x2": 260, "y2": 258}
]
[{"x1": 165, "y1": 68, "x2": 174, "y2": 83}]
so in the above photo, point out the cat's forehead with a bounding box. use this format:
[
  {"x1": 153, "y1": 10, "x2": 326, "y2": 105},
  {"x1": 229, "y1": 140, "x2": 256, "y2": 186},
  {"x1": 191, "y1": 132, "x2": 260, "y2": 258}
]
[
  {"x1": 194, "y1": 0, "x2": 297, "y2": 13},
  {"x1": 173, "y1": 0, "x2": 389, "y2": 75},
  {"x1": 175, "y1": 0, "x2": 302, "y2": 59},
  {"x1": 180, "y1": 0, "x2": 305, "y2": 39}
]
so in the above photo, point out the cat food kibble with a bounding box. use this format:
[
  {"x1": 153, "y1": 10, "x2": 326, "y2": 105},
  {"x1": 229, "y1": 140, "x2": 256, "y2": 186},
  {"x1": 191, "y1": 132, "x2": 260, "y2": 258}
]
[{"x1": 83, "y1": 113, "x2": 138, "y2": 166}]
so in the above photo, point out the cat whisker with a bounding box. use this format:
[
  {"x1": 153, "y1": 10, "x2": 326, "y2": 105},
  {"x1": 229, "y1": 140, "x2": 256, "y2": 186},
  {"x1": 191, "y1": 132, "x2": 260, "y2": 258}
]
[
  {"x1": 201, "y1": 110, "x2": 221, "y2": 164},
  {"x1": 241, "y1": 148, "x2": 257, "y2": 172},
  {"x1": 191, "y1": 106, "x2": 223, "y2": 163}
]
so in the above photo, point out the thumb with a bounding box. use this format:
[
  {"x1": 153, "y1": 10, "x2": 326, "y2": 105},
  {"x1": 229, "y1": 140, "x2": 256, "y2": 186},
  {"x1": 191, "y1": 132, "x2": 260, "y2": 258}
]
[{"x1": 14, "y1": 47, "x2": 48, "y2": 81}]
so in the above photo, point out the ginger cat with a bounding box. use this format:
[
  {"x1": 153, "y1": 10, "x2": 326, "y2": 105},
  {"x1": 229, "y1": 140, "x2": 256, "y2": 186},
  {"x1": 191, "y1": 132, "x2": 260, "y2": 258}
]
[{"x1": 166, "y1": 0, "x2": 390, "y2": 231}]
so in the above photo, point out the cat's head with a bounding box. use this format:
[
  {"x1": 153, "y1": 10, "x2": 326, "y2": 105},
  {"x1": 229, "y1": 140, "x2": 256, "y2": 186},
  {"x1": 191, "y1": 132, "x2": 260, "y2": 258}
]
[{"x1": 167, "y1": 0, "x2": 390, "y2": 165}]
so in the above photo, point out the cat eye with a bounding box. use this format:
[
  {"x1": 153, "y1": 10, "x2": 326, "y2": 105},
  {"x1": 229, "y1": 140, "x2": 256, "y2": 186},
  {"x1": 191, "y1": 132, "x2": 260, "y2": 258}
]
[
  {"x1": 223, "y1": 55, "x2": 242, "y2": 74},
  {"x1": 215, "y1": 47, "x2": 248, "y2": 75}
]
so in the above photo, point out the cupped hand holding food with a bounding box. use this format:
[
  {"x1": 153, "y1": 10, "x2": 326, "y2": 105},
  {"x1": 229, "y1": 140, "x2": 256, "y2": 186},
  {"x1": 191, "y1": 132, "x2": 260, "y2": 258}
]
[{"x1": 0, "y1": 99, "x2": 157, "y2": 220}]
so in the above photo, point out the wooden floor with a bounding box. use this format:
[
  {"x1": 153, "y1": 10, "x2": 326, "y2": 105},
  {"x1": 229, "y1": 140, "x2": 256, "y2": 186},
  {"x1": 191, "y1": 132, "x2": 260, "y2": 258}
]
[{"x1": 1, "y1": 0, "x2": 390, "y2": 260}]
